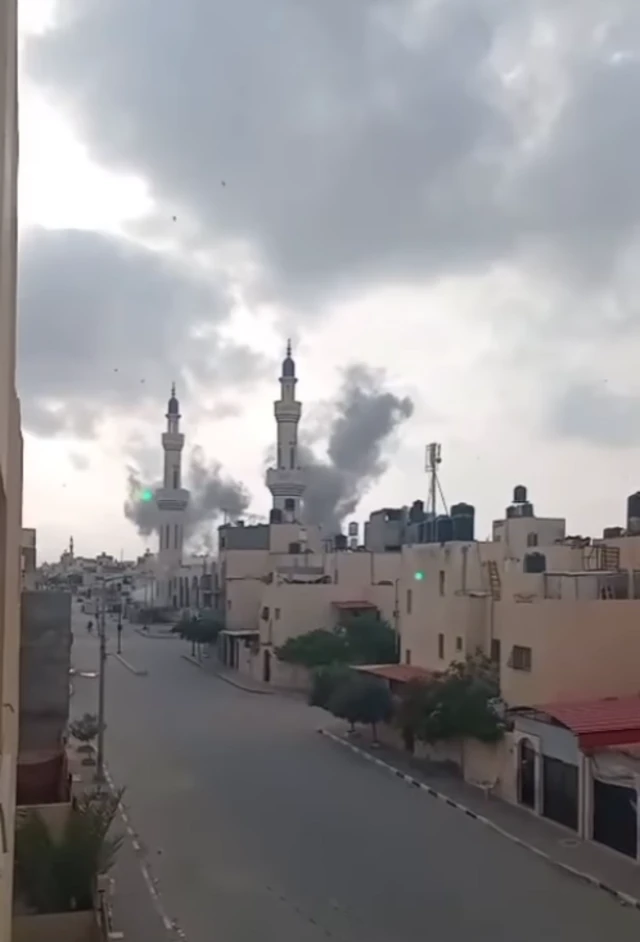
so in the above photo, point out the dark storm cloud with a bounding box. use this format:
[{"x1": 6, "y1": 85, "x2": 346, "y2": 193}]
[
  {"x1": 18, "y1": 228, "x2": 268, "y2": 436},
  {"x1": 302, "y1": 364, "x2": 414, "y2": 532},
  {"x1": 28, "y1": 0, "x2": 640, "y2": 299}
]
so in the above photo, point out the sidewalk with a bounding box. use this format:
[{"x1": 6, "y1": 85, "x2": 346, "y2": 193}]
[
  {"x1": 181, "y1": 652, "x2": 274, "y2": 694},
  {"x1": 135, "y1": 626, "x2": 179, "y2": 640},
  {"x1": 321, "y1": 726, "x2": 640, "y2": 908}
]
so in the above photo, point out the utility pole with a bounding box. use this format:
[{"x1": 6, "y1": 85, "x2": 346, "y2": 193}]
[{"x1": 96, "y1": 579, "x2": 107, "y2": 784}]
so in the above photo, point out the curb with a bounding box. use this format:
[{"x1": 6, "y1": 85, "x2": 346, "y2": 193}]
[
  {"x1": 113, "y1": 653, "x2": 148, "y2": 677},
  {"x1": 180, "y1": 654, "x2": 273, "y2": 695},
  {"x1": 318, "y1": 729, "x2": 640, "y2": 911}
]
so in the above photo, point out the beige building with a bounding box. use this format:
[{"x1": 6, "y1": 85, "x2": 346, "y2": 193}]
[
  {"x1": 399, "y1": 486, "x2": 639, "y2": 708},
  {"x1": 217, "y1": 521, "x2": 401, "y2": 686},
  {"x1": 0, "y1": 0, "x2": 22, "y2": 935}
]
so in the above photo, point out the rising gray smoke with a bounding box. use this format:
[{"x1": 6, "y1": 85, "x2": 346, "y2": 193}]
[
  {"x1": 124, "y1": 446, "x2": 251, "y2": 550},
  {"x1": 301, "y1": 364, "x2": 414, "y2": 533}
]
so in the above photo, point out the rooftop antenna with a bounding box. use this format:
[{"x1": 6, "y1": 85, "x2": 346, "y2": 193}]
[{"x1": 425, "y1": 443, "x2": 448, "y2": 526}]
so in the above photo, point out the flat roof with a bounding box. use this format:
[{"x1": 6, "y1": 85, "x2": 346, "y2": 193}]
[{"x1": 354, "y1": 664, "x2": 436, "y2": 684}]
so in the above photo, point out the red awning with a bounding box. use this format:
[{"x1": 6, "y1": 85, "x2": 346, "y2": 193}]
[
  {"x1": 532, "y1": 696, "x2": 640, "y2": 750},
  {"x1": 354, "y1": 664, "x2": 436, "y2": 684},
  {"x1": 333, "y1": 601, "x2": 377, "y2": 610}
]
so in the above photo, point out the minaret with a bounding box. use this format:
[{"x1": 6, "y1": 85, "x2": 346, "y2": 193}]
[
  {"x1": 266, "y1": 341, "x2": 306, "y2": 522},
  {"x1": 155, "y1": 383, "x2": 190, "y2": 607}
]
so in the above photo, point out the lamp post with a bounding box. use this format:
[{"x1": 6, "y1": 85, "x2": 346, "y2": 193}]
[{"x1": 96, "y1": 579, "x2": 107, "y2": 784}]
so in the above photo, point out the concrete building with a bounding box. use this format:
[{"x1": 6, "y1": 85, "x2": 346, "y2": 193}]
[
  {"x1": 155, "y1": 384, "x2": 190, "y2": 607},
  {"x1": 0, "y1": 0, "x2": 21, "y2": 933},
  {"x1": 398, "y1": 485, "x2": 638, "y2": 708},
  {"x1": 265, "y1": 342, "x2": 306, "y2": 524},
  {"x1": 20, "y1": 528, "x2": 36, "y2": 590}
]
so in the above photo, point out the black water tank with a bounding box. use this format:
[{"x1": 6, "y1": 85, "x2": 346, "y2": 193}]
[
  {"x1": 435, "y1": 515, "x2": 454, "y2": 543},
  {"x1": 451, "y1": 503, "x2": 475, "y2": 541},
  {"x1": 409, "y1": 499, "x2": 425, "y2": 524},
  {"x1": 334, "y1": 534, "x2": 348, "y2": 551},
  {"x1": 627, "y1": 493, "x2": 640, "y2": 533},
  {"x1": 513, "y1": 485, "x2": 528, "y2": 503},
  {"x1": 524, "y1": 552, "x2": 546, "y2": 573},
  {"x1": 603, "y1": 526, "x2": 624, "y2": 539},
  {"x1": 269, "y1": 508, "x2": 283, "y2": 523}
]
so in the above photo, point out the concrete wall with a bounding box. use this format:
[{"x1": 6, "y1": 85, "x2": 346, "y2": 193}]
[
  {"x1": 19, "y1": 592, "x2": 72, "y2": 753},
  {"x1": 0, "y1": 0, "x2": 21, "y2": 934}
]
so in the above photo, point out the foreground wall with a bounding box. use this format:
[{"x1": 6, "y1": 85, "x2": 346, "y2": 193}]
[{"x1": 0, "y1": 0, "x2": 21, "y2": 935}]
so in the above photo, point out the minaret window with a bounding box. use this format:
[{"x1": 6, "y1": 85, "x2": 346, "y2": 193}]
[
  {"x1": 174, "y1": 525, "x2": 179, "y2": 549},
  {"x1": 289, "y1": 447, "x2": 295, "y2": 469},
  {"x1": 173, "y1": 468, "x2": 179, "y2": 489},
  {"x1": 277, "y1": 446, "x2": 282, "y2": 469}
]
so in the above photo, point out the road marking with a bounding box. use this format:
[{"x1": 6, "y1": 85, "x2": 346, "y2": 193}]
[{"x1": 105, "y1": 763, "x2": 189, "y2": 941}]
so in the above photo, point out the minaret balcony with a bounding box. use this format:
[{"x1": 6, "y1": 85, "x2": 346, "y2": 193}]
[
  {"x1": 266, "y1": 467, "x2": 305, "y2": 497},
  {"x1": 273, "y1": 402, "x2": 301, "y2": 422}
]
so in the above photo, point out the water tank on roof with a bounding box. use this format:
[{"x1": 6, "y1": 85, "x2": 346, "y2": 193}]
[
  {"x1": 513, "y1": 485, "x2": 528, "y2": 503},
  {"x1": 334, "y1": 534, "x2": 348, "y2": 551},
  {"x1": 627, "y1": 493, "x2": 640, "y2": 534},
  {"x1": 409, "y1": 500, "x2": 425, "y2": 524},
  {"x1": 603, "y1": 526, "x2": 624, "y2": 539},
  {"x1": 524, "y1": 552, "x2": 546, "y2": 573},
  {"x1": 348, "y1": 521, "x2": 358, "y2": 538},
  {"x1": 435, "y1": 515, "x2": 454, "y2": 544},
  {"x1": 269, "y1": 508, "x2": 283, "y2": 523},
  {"x1": 450, "y1": 503, "x2": 475, "y2": 541}
]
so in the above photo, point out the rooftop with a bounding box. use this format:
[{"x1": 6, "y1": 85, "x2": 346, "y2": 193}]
[{"x1": 519, "y1": 695, "x2": 640, "y2": 750}]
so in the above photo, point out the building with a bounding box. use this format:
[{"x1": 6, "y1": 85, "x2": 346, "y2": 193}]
[
  {"x1": 399, "y1": 485, "x2": 639, "y2": 708},
  {"x1": 20, "y1": 528, "x2": 36, "y2": 590},
  {"x1": 0, "y1": 0, "x2": 22, "y2": 933},
  {"x1": 154, "y1": 384, "x2": 190, "y2": 607},
  {"x1": 265, "y1": 341, "x2": 306, "y2": 523}
]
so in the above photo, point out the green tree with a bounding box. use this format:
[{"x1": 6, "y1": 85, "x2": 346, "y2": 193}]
[
  {"x1": 308, "y1": 664, "x2": 352, "y2": 709},
  {"x1": 328, "y1": 675, "x2": 393, "y2": 741},
  {"x1": 342, "y1": 613, "x2": 399, "y2": 665},
  {"x1": 397, "y1": 654, "x2": 506, "y2": 746},
  {"x1": 276, "y1": 629, "x2": 349, "y2": 668},
  {"x1": 69, "y1": 713, "x2": 102, "y2": 755},
  {"x1": 14, "y1": 787, "x2": 124, "y2": 914}
]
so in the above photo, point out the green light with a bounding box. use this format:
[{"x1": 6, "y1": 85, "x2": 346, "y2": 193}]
[
  {"x1": 141, "y1": 489, "x2": 153, "y2": 503},
  {"x1": 414, "y1": 571, "x2": 424, "y2": 581}
]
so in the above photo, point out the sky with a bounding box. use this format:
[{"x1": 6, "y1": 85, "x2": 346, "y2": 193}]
[{"x1": 18, "y1": 0, "x2": 640, "y2": 562}]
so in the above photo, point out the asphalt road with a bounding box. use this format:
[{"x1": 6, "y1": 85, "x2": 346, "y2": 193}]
[{"x1": 70, "y1": 607, "x2": 640, "y2": 942}]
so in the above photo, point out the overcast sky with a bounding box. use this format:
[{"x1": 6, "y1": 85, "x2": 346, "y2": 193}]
[{"x1": 18, "y1": 0, "x2": 640, "y2": 562}]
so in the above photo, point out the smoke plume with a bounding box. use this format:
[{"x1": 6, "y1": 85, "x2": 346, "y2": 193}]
[
  {"x1": 301, "y1": 364, "x2": 413, "y2": 533},
  {"x1": 124, "y1": 446, "x2": 251, "y2": 550}
]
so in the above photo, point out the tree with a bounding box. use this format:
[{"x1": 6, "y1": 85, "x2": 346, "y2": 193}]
[
  {"x1": 341, "y1": 613, "x2": 399, "y2": 665},
  {"x1": 309, "y1": 664, "x2": 352, "y2": 710},
  {"x1": 396, "y1": 654, "x2": 507, "y2": 746},
  {"x1": 69, "y1": 713, "x2": 102, "y2": 755},
  {"x1": 14, "y1": 786, "x2": 124, "y2": 914},
  {"x1": 328, "y1": 675, "x2": 393, "y2": 741},
  {"x1": 276, "y1": 629, "x2": 349, "y2": 669}
]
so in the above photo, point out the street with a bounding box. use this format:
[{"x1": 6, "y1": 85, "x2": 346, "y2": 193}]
[{"x1": 70, "y1": 608, "x2": 640, "y2": 942}]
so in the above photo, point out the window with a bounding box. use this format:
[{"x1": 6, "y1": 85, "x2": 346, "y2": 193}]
[
  {"x1": 439, "y1": 570, "x2": 445, "y2": 596},
  {"x1": 405, "y1": 649, "x2": 412, "y2": 665},
  {"x1": 174, "y1": 524, "x2": 179, "y2": 548},
  {"x1": 277, "y1": 446, "x2": 282, "y2": 468},
  {"x1": 284, "y1": 498, "x2": 295, "y2": 512},
  {"x1": 456, "y1": 636, "x2": 463, "y2": 652},
  {"x1": 491, "y1": 638, "x2": 501, "y2": 664},
  {"x1": 220, "y1": 535, "x2": 226, "y2": 549},
  {"x1": 438, "y1": 633, "x2": 444, "y2": 659},
  {"x1": 261, "y1": 606, "x2": 269, "y2": 620},
  {"x1": 527, "y1": 532, "x2": 538, "y2": 547},
  {"x1": 227, "y1": 599, "x2": 232, "y2": 610},
  {"x1": 275, "y1": 608, "x2": 281, "y2": 620},
  {"x1": 510, "y1": 645, "x2": 532, "y2": 672},
  {"x1": 406, "y1": 589, "x2": 412, "y2": 614},
  {"x1": 290, "y1": 447, "x2": 295, "y2": 469},
  {"x1": 288, "y1": 542, "x2": 301, "y2": 554},
  {"x1": 173, "y1": 467, "x2": 179, "y2": 489}
]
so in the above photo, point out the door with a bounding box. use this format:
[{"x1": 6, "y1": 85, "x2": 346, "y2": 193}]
[
  {"x1": 593, "y1": 778, "x2": 637, "y2": 858},
  {"x1": 518, "y1": 738, "x2": 536, "y2": 809},
  {"x1": 263, "y1": 650, "x2": 271, "y2": 683},
  {"x1": 542, "y1": 756, "x2": 579, "y2": 831}
]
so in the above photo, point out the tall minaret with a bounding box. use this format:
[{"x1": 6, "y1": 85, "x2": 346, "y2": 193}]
[
  {"x1": 155, "y1": 383, "x2": 190, "y2": 607},
  {"x1": 266, "y1": 341, "x2": 306, "y2": 522}
]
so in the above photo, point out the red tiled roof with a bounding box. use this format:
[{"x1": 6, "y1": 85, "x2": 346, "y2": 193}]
[
  {"x1": 354, "y1": 664, "x2": 436, "y2": 683},
  {"x1": 333, "y1": 600, "x2": 377, "y2": 610},
  {"x1": 534, "y1": 695, "x2": 640, "y2": 750}
]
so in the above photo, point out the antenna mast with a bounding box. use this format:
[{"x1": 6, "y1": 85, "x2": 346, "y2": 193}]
[{"x1": 425, "y1": 443, "x2": 448, "y2": 537}]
